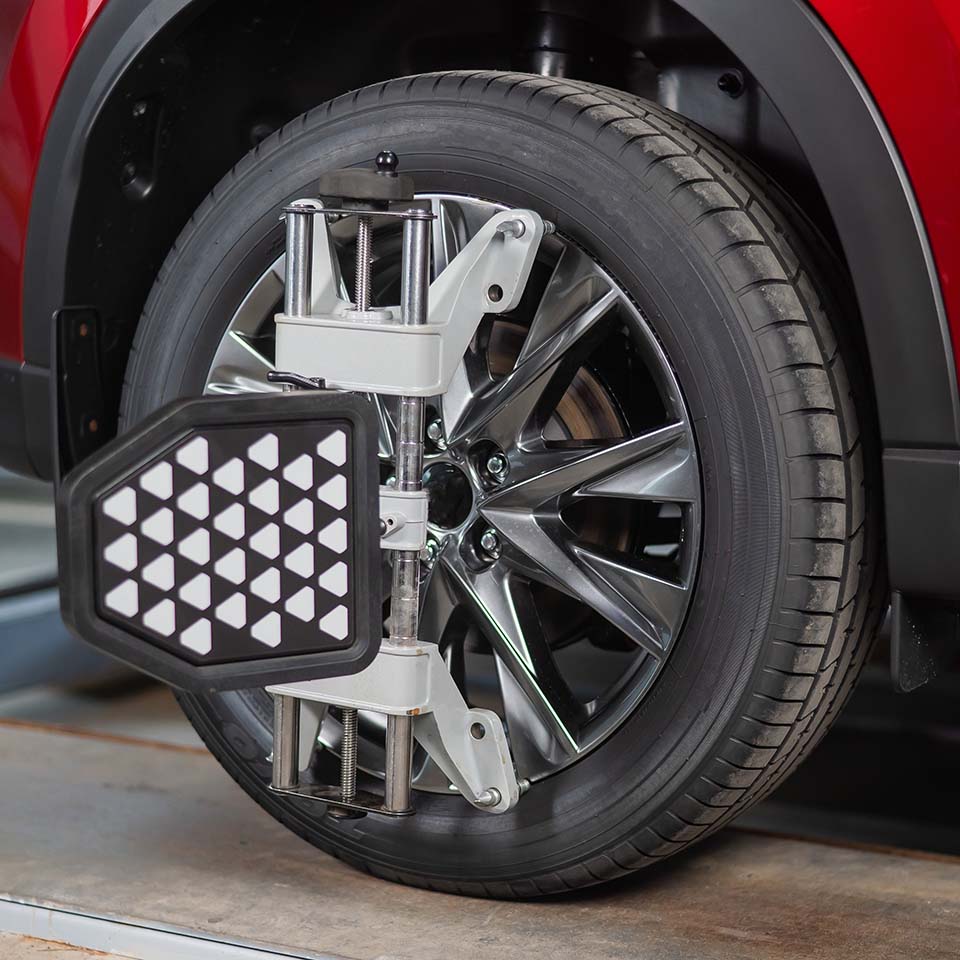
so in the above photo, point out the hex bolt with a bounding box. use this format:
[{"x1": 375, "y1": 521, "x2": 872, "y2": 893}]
[
  {"x1": 485, "y1": 452, "x2": 509, "y2": 481},
  {"x1": 426, "y1": 419, "x2": 447, "y2": 450},
  {"x1": 421, "y1": 538, "x2": 439, "y2": 562},
  {"x1": 479, "y1": 528, "x2": 502, "y2": 560}
]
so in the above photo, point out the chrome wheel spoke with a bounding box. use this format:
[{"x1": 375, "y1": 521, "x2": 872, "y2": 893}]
[
  {"x1": 443, "y1": 288, "x2": 619, "y2": 447},
  {"x1": 484, "y1": 421, "x2": 694, "y2": 505},
  {"x1": 440, "y1": 550, "x2": 583, "y2": 756}
]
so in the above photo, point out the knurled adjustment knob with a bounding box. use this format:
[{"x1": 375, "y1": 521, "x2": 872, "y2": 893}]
[{"x1": 375, "y1": 150, "x2": 399, "y2": 177}]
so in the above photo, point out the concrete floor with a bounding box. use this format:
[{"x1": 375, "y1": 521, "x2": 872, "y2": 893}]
[{"x1": 1, "y1": 702, "x2": 959, "y2": 960}]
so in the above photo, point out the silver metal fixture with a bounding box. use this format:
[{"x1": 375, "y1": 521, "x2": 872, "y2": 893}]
[
  {"x1": 271, "y1": 694, "x2": 300, "y2": 791},
  {"x1": 268, "y1": 641, "x2": 520, "y2": 813}
]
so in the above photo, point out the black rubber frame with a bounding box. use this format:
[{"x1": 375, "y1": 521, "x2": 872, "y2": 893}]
[{"x1": 57, "y1": 391, "x2": 382, "y2": 691}]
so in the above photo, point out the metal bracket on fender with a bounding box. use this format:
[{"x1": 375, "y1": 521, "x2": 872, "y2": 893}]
[
  {"x1": 273, "y1": 205, "x2": 547, "y2": 396},
  {"x1": 267, "y1": 640, "x2": 521, "y2": 814}
]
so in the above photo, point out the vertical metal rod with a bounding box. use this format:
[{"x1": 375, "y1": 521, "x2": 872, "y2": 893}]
[
  {"x1": 389, "y1": 214, "x2": 431, "y2": 647},
  {"x1": 271, "y1": 694, "x2": 300, "y2": 791},
  {"x1": 384, "y1": 715, "x2": 414, "y2": 813},
  {"x1": 381, "y1": 211, "x2": 432, "y2": 813},
  {"x1": 284, "y1": 204, "x2": 314, "y2": 317},
  {"x1": 340, "y1": 707, "x2": 358, "y2": 802},
  {"x1": 355, "y1": 215, "x2": 373, "y2": 311}
]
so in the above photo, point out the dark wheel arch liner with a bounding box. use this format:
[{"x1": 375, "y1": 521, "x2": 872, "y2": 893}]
[{"x1": 22, "y1": 0, "x2": 960, "y2": 597}]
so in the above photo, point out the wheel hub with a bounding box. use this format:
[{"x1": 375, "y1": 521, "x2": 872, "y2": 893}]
[{"x1": 422, "y1": 461, "x2": 474, "y2": 530}]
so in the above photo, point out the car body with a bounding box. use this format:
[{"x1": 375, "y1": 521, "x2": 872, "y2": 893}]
[{"x1": 1, "y1": 0, "x2": 959, "y2": 665}]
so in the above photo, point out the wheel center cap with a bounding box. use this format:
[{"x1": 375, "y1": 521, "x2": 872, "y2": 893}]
[{"x1": 422, "y1": 462, "x2": 474, "y2": 530}]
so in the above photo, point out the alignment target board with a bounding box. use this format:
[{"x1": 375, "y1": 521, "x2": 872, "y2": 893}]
[{"x1": 58, "y1": 394, "x2": 380, "y2": 689}]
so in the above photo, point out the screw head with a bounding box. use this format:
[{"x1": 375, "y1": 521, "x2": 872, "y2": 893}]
[
  {"x1": 426, "y1": 419, "x2": 447, "y2": 449},
  {"x1": 485, "y1": 453, "x2": 509, "y2": 481},
  {"x1": 479, "y1": 528, "x2": 501, "y2": 560}
]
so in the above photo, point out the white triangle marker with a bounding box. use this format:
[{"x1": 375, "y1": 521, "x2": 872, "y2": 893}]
[
  {"x1": 214, "y1": 503, "x2": 245, "y2": 540},
  {"x1": 178, "y1": 528, "x2": 210, "y2": 566},
  {"x1": 176, "y1": 436, "x2": 209, "y2": 475},
  {"x1": 215, "y1": 593, "x2": 247, "y2": 629},
  {"x1": 249, "y1": 523, "x2": 280, "y2": 560},
  {"x1": 316, "y1": 430, "x2": 347, "y2": 467},
  {"x1": 179, "y1": 573, "x2": 211, "y2": 610},
  {"x1": 316, "y1": 475, "x2": 347, "y2": 510},
  {"x1": 317, "y1": 561, "x2": 348, "y2": 597},
  {"x1": 177, "y1": 482, "x2": 209, "y2": 521},
  {"x1": 139, "y1": 461, "x2": 173, "y2": 500},
  {"x1": 285, "y1": 586, "x2": 315, "y2": 622},
  {"x1": 248, "y1": 478, "x2": 280, "y2": 515},
  {"x1": 143, "y1": 598, "x2": 176, "y2": 637},
  {"x1": 213, "y1": 457, "x2": 245, "y2": 495},
  {"x1": 317, "y1": 517, "x2": 347, "y2": 554},
  {"x1": 103, "y1": 487, "x2": 136, "y2": 526},
  {"x1": 319, "y1": 605, "x2": 349, "y2": 641},
  {"x1": 250, "y1": 567, "x2": 280, "y2": 603},
  {"x1": 142, "y1": 553, "x2": 175, "y2": 591},
  {"x1": 104, "y1": 533, "x2": 138, "y2": 572},
  {"x1": 282, "y1": 454, "x2": 313, "y2": 491},
  {"x1": 251, "y1": 611, "x2": 281, "y2": 648},
  {"x1": 104, "y1": 579, "x2": 138, "y2": 617},
  {"x1": 284, "y1": 542, "x2": 314, "y2": 579},
  {"x1": 283, "y1": 499, "x2": 314, "y2": 535},
  {"x1": 213, "y1": 547, "x2": 246, "y2": 584},
  {"x1": 141, "y1": 508, "x2": 174, "y2": 546},
  {"x1": 180, "y1": 618, "x2": 212, "y2": 655},
  {"x1": 248, "y1": 433, "x2": 278, "y2": 471}
]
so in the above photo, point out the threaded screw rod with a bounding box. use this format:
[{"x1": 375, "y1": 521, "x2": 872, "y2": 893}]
[
  {"x1": 340, "y1": 707, "x2": 359, "y2": 802},
  {"x1": 355, "y1": 215, "x2": 373, "y2": 311}
]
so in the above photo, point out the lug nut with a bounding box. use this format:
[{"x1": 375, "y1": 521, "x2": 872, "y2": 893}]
[
  {"x1": 485, "y1": 452, "x2": 509, "y2": 481},
  {"x1": 479, "y1": 528, "x2": 502, "y2": 560},
  {"x1": 426, "y1": 419, "x2": 447, "y2": 450}
]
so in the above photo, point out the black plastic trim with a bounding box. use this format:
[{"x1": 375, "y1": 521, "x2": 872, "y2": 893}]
[
  {"x1": 883, "y1": 448, "x2": 960, "y2": 599},
  {"x1": 57, "y1": 391, "x2": 381, "y2": 691},
  {"x1": 0, "y1": 357, "x2": 53, "y2": 479}
]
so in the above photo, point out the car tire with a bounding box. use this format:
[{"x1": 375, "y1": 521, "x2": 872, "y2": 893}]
[{"x1": 120, "y1": 71, "x2": 885, "y2": 897}]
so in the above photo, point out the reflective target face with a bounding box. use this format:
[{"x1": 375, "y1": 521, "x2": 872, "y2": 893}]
[{"x1": 94, "y1": 421, "x2": 358, "y2": 664}]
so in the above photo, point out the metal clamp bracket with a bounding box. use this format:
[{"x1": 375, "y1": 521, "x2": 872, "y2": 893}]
[
  {"x1": 268, "y1": 640, "x2": 520, "y2": 814},
  {"x1": 379, "y1": 487, "x2": 428, "y2": 551},
  {"x1": 274, "y1": 205, "x2": 547, "y2": 396}
]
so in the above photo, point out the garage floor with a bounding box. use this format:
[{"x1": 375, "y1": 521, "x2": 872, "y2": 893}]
[{"x1": 1, "y1": 683, "x2": 959, "y2": 960}]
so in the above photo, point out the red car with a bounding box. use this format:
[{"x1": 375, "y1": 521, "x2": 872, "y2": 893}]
[{"x1": 2, "y1": 0, "x2": 959, "y2": 896}]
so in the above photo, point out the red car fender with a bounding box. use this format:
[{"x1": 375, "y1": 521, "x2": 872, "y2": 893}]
[{"x1": 1, "y1": 0, "x2": 959, "y2": 374}]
